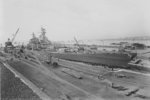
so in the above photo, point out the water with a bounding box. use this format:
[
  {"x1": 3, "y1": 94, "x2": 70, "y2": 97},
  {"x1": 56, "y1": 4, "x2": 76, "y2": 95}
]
[{"x1": 84, "y1": 40, "x2": 150, "y2": 46}]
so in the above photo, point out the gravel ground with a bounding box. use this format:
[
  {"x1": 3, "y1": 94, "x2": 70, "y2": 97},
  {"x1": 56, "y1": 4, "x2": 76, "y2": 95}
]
[{"x1": 0, "y1": 62, "x2": 41, "y2": 100}]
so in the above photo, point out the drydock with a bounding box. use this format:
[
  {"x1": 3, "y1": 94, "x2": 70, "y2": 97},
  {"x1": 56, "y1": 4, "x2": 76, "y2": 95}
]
[
  {"x1": 1, "y1": 50, "x2": 150, "y2": 100},
  {"x1": 1, "y1": 28, "x2": 150, "y2": 100}
]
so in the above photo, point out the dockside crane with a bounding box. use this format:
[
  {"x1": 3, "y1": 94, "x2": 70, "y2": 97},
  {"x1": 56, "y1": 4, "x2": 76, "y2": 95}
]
[
  {"x1": 74, "y1": 37, "x2": 84, "y2": 52},
  {"x1": 74, "y1": 37, "x2": 80, "y2": 47},
  {"x1": 4, "y1": 28, "x2": 20, "y2": 53}
]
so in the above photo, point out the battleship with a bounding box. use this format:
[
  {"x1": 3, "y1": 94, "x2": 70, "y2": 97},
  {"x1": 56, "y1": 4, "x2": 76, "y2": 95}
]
[{"x1": 27, "y1": 27, "x2": 52, "y2": 50}]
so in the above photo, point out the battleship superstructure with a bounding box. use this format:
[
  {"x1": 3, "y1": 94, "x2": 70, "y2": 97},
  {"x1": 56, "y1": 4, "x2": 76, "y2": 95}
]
[{"x1": 27, "y1": 27, "x2": 51, "y2": 50}]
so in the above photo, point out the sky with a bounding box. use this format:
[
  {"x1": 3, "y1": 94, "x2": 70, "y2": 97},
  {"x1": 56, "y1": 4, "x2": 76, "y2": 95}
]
[{"x1": 0, "y1": 0, "x2": 150, "y2": 44}]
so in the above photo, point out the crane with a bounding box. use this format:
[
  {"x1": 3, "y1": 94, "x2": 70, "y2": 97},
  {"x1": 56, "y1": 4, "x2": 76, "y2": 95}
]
[
  {"x1": 4, "y1": 28, "x2": 19, "y2": 53},
  {"x1": 11, "y1": 28, "x2": 19, "y2": 43},
  {"x1": 74, "y1": 37, "x2": 80, "y2": 47},
  {"x1": 74, "y1": 37, "x2": 84, "y2": 51}
]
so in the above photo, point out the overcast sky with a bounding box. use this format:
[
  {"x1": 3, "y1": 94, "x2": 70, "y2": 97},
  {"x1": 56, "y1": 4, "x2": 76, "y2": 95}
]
[{"x1": 0, "y1": 0, "x2": 150, "y2": 44}]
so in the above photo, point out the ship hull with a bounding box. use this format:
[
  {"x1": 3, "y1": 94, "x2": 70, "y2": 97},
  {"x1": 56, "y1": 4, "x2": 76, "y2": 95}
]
[{"x1": 51, "y1": 52, "x2": 134, "y2": 68}]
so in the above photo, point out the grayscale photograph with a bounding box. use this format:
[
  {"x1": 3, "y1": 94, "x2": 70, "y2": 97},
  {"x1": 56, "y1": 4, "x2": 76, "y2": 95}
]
[{"x1": 0, "y1": 0, "x2": 150, "y2": 100}]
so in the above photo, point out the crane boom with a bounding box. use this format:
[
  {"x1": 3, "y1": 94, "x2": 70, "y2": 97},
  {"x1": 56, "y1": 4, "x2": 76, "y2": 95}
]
[
  {"x1": 74, "y1": 37, "x2": 85, "y2": 51},
  {"x1": 74, "y1": 37, "x2": 80, "y2": 47},
  {"x1": 11, "y1": 28, "x2": 19, "y2": 43}
]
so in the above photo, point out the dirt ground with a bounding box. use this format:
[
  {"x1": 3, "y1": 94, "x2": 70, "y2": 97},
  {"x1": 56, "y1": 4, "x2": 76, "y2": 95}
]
[
  {"x1": 0, "y1": 63, "x2": 41, "y2": 100},
  {"x1": 43, "y1": 60, "x2": 150, "y2": 100},
  {"x1": 52, "y1": 66, "x2": 150, "y2": 100}
]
